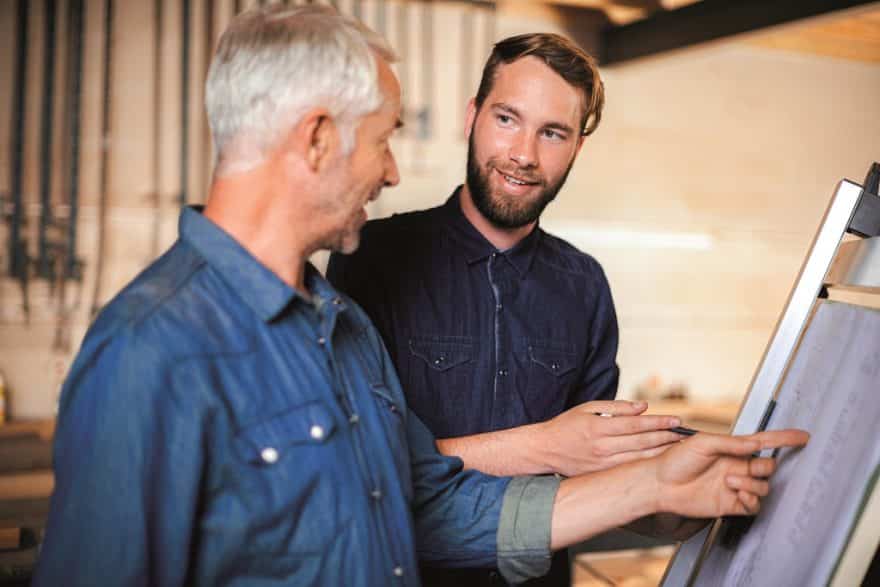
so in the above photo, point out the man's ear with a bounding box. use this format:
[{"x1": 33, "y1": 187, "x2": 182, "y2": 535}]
[
  {"x1": 298, "y1": 109, "x2": 338, "y2": 172},
  {"x1": 464, "y1": 98, "x2": 477, "y2": 141}
]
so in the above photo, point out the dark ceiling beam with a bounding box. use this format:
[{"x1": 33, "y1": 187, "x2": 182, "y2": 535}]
[{"x1": 601, "y1": 0, "x2": 879, "y2": 65}]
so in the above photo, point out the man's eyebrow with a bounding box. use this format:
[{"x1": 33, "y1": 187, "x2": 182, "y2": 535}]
[
  {"x1": 491, "y1": 102, "x2": 521, "y2": 118},
  {"x1": 491, "y1": 102, "x2": 575, "y2": 135}
]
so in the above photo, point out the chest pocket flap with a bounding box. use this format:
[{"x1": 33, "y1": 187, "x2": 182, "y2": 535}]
[
  {"x1": 235, "y1": 401, "x2": 337, "y2": 465},
  {"x1": 528, "y1": 344, "x2": 578, "y2": 377},
  {"x1": 409, "y1": 337, "x2": 474, "y2": 372}
]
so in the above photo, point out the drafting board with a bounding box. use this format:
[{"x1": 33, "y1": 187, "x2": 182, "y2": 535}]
[{"x1": 661, "y1": 165, "x2": 880, "y2": 587}]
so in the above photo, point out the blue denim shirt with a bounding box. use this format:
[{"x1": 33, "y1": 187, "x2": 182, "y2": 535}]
[
  {"x1": 327, "y1": 189, "x2": 620, "y2": 438},
  {"x1": 34, "y1": 207, "x2": 555, "y2": 587}
]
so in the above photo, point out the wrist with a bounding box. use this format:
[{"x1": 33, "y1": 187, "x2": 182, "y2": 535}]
[
  {"x1": 651, "y1": 457, "x2": 673, "y2": 514},
  {"x1": 530, "y1": 419, "x2": 559, "y2": 475}
]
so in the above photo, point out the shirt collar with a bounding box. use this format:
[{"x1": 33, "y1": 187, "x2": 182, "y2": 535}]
[
  {"x1": 179, "y1": 206, "x2": 319, "y2": 322},
  {"x1": 441, "y1": 186, "x2": 542, "y2": 277}
]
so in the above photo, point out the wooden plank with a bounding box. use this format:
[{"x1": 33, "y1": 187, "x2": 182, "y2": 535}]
[
  {"x1": 0, "y1": 528, "x2": 20, "y2": 550},
  {"x1": 748, "y1": 11, "x2": 880, "y2": 63},
  {"x1": 0, "y1": 420, "x2": 54, "y2": 442},
  {"x1": 0, "y1": 471, "x2": 53, "y2": 501}
]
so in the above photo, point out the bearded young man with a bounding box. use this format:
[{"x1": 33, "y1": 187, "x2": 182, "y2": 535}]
[{"x1": 328, "y1": 33, "x2": 685, "y2": 586}]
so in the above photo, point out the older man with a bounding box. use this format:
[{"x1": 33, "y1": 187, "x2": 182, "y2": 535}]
[{"x1": 34, "y1": 6, "x2": 807, "y2": 587}]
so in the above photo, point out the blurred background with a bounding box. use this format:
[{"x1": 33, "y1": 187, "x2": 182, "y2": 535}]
[{"x1": 0, "y1": 0, "x2": 878, "y2": 584}]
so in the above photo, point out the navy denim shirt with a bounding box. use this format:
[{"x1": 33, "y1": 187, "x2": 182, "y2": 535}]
[
  {"x1": 33, "y1": 207, "x2": 552, "y2": 587},
  {"x1": 327, "y1": 189, "x2": 620, "y2": 439}
]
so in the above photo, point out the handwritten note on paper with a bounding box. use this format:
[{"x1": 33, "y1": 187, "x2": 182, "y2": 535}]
[{"x1": 694, "y1": 301, "x2": 880, "y2": 587}]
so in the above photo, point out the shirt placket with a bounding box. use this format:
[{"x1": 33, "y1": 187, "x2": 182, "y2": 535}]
[
  {"x1": 320, "y1": 298, "x2": 410, "y2": 584},
  {"x1": 487, "y1": 252, "x2": 515, "y2": 430}
]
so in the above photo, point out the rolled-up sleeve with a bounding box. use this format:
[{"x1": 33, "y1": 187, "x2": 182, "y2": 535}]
[{"x1": 497, "y1": 475, "x2": 560, "y2": 584}]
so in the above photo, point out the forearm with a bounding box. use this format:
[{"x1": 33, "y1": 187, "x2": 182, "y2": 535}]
[
  {"x1": 436, "y1": 422, "x2": 554, "y2": 476},
  {"x1": 550, "y1": 460, "x2": 660, "y2": 550}
]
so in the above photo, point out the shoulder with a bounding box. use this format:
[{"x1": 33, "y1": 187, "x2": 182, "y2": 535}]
[
  {"x1": 86, "y1": 241, "x2": 205, "y2": 348},
  {"x1": 75, "y1": 240, "x2": 249, "y2": 386},
  {"x1": 356, "y1": 205, "x2": 446, "y2": 256},
  {"x1": 536, "y1": 229, "x2": 609, "y2": 286}
]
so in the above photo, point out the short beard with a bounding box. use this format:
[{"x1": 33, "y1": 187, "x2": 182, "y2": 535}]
[{"x1": 465, "y1": 133, "x2": 573, "y2": 229}]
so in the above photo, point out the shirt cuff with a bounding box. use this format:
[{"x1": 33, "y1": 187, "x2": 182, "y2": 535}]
[{"x1": 496, "y1": 474, "x2": 560, "y2": 584}]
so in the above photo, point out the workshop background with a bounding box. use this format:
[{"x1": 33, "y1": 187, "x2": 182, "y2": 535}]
[{"x1": 0, "y1": 0, "x2": 878, "y2": 584}]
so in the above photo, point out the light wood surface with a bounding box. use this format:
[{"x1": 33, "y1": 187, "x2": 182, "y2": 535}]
[
  {"x1": 0, "y1": 471, "x2": 54, "y2": 501},
  {"x1": 573, "y1": 546, "x2": 675, "y2": 587}
]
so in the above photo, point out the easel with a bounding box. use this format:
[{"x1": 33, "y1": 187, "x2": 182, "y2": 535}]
[{"x1": 661, "y1": 162, "x2": 880, "y2": 586}]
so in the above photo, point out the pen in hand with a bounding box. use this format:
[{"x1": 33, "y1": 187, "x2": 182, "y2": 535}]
[{"x1": 594, "y1": 412, "x2": 702, "y2": 436}]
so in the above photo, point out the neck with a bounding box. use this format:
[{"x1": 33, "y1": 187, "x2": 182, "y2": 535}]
[
  {"x1": 204, "y1": 168, "x2": 315, "y2": 293},
  {"x1": 459, "y1": 184, "x2": 536, "y2": 251}
]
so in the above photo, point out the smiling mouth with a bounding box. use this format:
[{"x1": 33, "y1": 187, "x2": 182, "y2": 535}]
[{"x1": 496, "y1": 168, "x2": 540, "y2": 187}]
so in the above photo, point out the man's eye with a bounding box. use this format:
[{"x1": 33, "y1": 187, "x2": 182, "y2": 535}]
[
  {"x1": 497, "y1": 114, "x2": 512, "y2": 125},
  {"x1": 542, "y1": 129, "x2": 563, "y2": 140}
]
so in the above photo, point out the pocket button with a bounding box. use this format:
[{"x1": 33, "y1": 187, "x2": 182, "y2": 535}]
[{"x1": 260, "y1": 447, "x2": 279, "y2": 464}]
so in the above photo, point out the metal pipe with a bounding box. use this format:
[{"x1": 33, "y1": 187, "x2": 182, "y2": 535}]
[
  {"x1": 203, "y1": 0, "x2": 215, "y2": 199},
  {"x1": 8, "y1": 0, "x2": 29, "y2": 281},
  {"x1": 460, "y1": 4, "x2": 473, "y2": 121},
  {"x1": 419, "y1": 0, "x2": 433, "y2": 141},
  {"x1": 180, "y1": 0, "x2": 191, "y2": 207},
  {"x1": 38, "y1": 0, "x2": 58, "y2": 280},
  {"x1": 66, "y1": 0, "x2": 85, "y2": 280},
  {"x1": 484, "y1": 0, "x2": 496, "y2": 52},
  {"x1": 150, "y1": 0, "x2": 163, "y2": 258},
  {"x1": 395, "y1": 0, "x2": 408, "y2": 132},
  {"x1": 9, "y1": 0, "x2": 30, "y2": 319},
  {"x1": 90, "y1": 0, "x2": 114, "y2": 319}
]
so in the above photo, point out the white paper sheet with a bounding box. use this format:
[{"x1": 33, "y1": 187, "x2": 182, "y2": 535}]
[{"x1": 694, "y1": 301, "x2": 880, "y2": 587}]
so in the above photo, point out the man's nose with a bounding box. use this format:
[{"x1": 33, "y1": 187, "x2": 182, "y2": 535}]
[{"x1": 508, "y1": 131, "x2": 538, "y2": 168}]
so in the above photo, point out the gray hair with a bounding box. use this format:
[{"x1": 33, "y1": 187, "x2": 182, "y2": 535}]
[{"x1": 205, "y1": 4, "x2": 397, "y2": 175}]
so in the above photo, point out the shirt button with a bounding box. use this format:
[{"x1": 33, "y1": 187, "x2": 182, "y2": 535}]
[
  {"x1": 491, "y1": 252, "x2": 498, "y2": 259},
  {"x1": 497, "y1": 369, "x2": 508, "y2": 377},
  {"x1": 371, "y1": 489, "x2": 383, "y2": 500},
  {"x1": 551, "y1": 362, "x2": 559, "y2": 371},
  {"x1": 393, "y1": 566, "x2": 404, "y2": 577},
  {"x1": 496, "y1": 303, "x2": 503, "y2": 311},
  {"x1": 260, "y1": 447, "x2": 279, "y2": 464},
  {"x1": 433, "y1": 356, "x2": 445, "y2": 366},
  {"x1": 317, "y1": 336, "x2": 326, "y2": 346},
  {"x1": 349, "y1": 413, "x2": 360, "y2": 425},
  {"x1": 310, "y1": 425, "x2": 325, "y2": 440},
  {"x1": 333, "y1": 297, "x2": 343, "y2": 305}
]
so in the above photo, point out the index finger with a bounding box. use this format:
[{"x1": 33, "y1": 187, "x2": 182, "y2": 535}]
[
  {"x1": 688, "y1": 429, "x2": 809, "y2": 457},
  {"x1": 744, "y1": 429, "x2": 810, "y2": 451}
]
